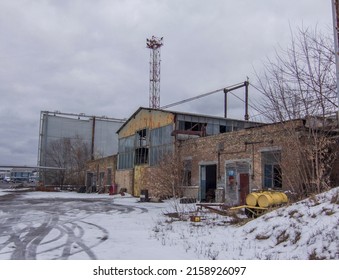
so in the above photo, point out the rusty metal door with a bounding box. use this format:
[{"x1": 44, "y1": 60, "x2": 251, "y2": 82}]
[{"x1": 239, "y1": 173, "x2": 249, "y2": 205}]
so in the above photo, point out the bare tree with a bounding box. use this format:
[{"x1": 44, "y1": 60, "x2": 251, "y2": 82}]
[
  {"x1": 254, "y1": 26, "x2": 338, "y2": 197},
  {"x1": 276, "y1": 118, "x2": 338, "y2": 199},
  {"x1": 255, "y1": 26, "x2": 337, "y2": 121},
  {"x1": 45, "y1": 136, "x2": 91, "y2": 186},
  {"x1": 142, "y1": 152, "x2": 185, "y2": 199}
]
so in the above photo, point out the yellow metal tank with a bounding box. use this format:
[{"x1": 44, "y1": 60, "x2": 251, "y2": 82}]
[
  {"x1": 246, "y1": 192, "x2": 260, "y2": 206},
  {"x1": 270, "y1": 192, "x2": 283, "y2": 204},
  {"x1": 257, "y1": 192, "x2": 274, "y2": 208},
  {"x1": 279, "y1": 192, "x2": 288, "y2": 203},
  {"x1": 257, "y1": 191, "x2": 288, "y2": 208}
]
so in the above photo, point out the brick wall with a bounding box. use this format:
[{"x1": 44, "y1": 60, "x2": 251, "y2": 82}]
[
  {"x1": 86, "y1": 155, "x2": 117, "y2": 192},
  {"x1": 90, "y1": 119, "x2": 338, "y2": 203},
  {"x1": 177, "y1": 120, "x2": 305, "y2": 204}
]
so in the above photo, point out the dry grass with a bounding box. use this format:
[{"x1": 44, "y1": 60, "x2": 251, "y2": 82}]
[
  {"x1": 324, "y1": 209, "x2": 335, "y2": 216},
  {"x1": 227, "y1": 212, "x2": 246, "y2": 225},
  {"x1": 309, "y1": 194, "x2": 321, "y2": 206},
  {"x1": 255, "y1": 233, "x2": 270, "y2": 240},
  {"x1": 330, "y1": 192, "x2": 339, "y2": 204},
  {"x1": 308, "y1": 249, "x2": 326, "y2": 260},
  {"x1": 320, "y1": 206, "x2": 336, "y2": 216},
  {"x1": 248, "y1": 227, "x2": 257, "y2": 234},
  {"x1": 276, "y1": 229, "x2": 290, "y2": 245},
  {"x1": 292, "y1": 231, "x2": 301, "y2": 244},
  {"x1": 288, "y1": 209, "x2": 299, "y2": 218}
]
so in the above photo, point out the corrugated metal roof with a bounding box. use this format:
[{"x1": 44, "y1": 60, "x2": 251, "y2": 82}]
[{"x1": 116, "y1": 107, "x2": 262, "y2": 134}]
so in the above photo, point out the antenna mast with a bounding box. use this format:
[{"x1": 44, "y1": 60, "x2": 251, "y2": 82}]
[{"x1": 146, "y1": 36, "x2": 163, "y2": 109}]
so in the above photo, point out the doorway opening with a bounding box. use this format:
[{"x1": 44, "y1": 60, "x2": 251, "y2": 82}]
[{"x1": 200, "y1": 164, "x2": 217, "y2": 202}]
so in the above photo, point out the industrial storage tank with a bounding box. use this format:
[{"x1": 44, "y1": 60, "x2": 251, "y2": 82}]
[
  {"x1": 230, "y1": 191, "x2": 288, "y2": 218},
  {"x1": 246, "y1": 191, "x2": 288, "y2": 208},
  {"x1": 246, "y1": 192, "x2": 261, "y2": 206}
]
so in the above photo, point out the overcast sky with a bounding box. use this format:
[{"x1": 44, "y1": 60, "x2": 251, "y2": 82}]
[{"x1": 0, "y1": 0, "x2": 333, "y2": 166}]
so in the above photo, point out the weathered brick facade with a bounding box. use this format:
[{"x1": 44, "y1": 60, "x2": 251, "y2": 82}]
[
  {"x1": 176, "y1": 120, "x2": 304, "y2": 204},
  {"x1": 89, "y1": 109, "x2": 338, "y2": 205},
  {"x1": 86, "y1": 155, "x2": 117, "y2": 193},
  {"x1": 115, "y1": 169, "x2": 134, "y2": 194}
]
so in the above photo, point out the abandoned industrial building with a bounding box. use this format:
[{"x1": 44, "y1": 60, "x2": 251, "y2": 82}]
[
  {"x1": 35, "y1": 30, "x2": 339, "y2": 204},
  {"x1": 85, "y1": 107, "x2": 339, "y2": 205},
  {"x1": 113, "y1": 107, "x2": 260, "y2": 197}
]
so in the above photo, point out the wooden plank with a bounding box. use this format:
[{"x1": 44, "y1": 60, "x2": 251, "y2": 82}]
[{"x1": 197, "y1": 204, "x2": 229, "y2": 216}]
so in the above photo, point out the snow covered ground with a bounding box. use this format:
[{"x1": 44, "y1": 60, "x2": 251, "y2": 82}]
[
  {"x1": 0, "y1": 185, "x2": 338, "y2": 260},
  {"x1": 155, "y1": 188, "x2": 339, "y2": 260}
]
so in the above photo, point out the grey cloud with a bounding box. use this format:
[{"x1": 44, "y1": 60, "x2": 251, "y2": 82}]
[{"x1": 0, "y1": 0, "x2": 332, "y2": 165}]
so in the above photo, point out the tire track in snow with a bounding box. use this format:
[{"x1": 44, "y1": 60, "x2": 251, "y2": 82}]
[{"x1": 0, "y1": 193, "x2": 148, "y2": 259}]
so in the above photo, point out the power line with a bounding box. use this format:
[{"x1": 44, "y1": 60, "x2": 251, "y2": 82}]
[
  {"x1": 160, "y1": 80, "x2": 337, "y2": 121},
  {"x1": 227, "y1": 89, "x2": 266, "y2": 116},
  {"x1": 248, "y1": 83, "x2": 338, "y2": 119},
  {"x1": 250, "y1": 83, "x2": 338, "y2": 109},
  {"x1": 160, "y1": 82, "x2": 244, "y2": 109},
  {"x1": 160, "y1": 81, "x2": 268, "y2": 120}
]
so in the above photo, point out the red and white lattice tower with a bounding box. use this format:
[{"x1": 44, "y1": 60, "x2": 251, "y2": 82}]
[{"x1": 146, "y1": 36, "x2": 163, "y2": 109}]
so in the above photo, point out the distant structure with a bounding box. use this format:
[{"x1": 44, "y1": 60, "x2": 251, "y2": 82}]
[
  {"x1": 38, "y1": 111, "x2": 125, "y2": 185},
  {"x1": 146, "y1": 36, "x2": 163, "y2": 109}
]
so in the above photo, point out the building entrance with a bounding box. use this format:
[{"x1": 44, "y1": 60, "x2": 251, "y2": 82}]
[{"x1": 200, "y1": 164, "x2": 217, "y2": 202}]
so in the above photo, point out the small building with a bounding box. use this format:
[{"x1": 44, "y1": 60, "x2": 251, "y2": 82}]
[
  {"x1": 10, "y1": 168, "x2": 35, "y2": 182},
  {"x1": 0, "y1": 168, "x2": 12, "y2": 180}
]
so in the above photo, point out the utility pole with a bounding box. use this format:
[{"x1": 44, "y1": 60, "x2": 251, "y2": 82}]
[
  {"x1": 332, "y1": 0, "x2": 339, "y2": 113},
  {"x1": 146, "y1": 36, "x2": 163, "y2": 109},
  {"x1": 223, "y1": 80, "x2": 249, "y2": 120}
]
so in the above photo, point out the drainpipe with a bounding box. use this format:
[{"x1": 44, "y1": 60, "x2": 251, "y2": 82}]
[{"x1": 91, "y1": 117, "x2": 96, "y2": 160}]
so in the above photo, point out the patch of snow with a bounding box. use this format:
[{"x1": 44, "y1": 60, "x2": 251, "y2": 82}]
[{"x1": 153, "y1": 187, "x2": 339, "y2": 259}]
